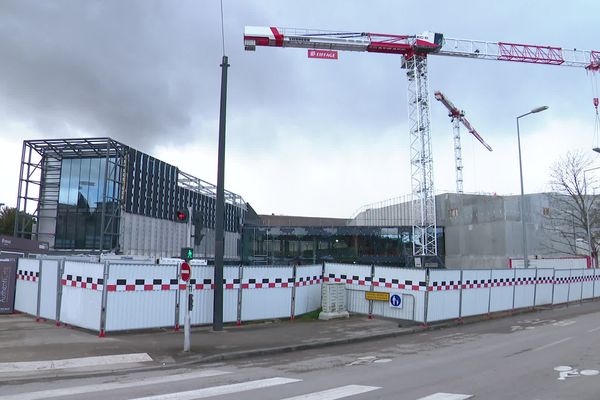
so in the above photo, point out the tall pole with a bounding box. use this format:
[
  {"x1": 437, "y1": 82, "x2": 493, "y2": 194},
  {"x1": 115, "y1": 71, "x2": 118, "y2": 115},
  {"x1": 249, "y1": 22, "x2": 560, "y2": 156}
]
[
  {"x1": 516, "y1": 106, "x2": 548, "y2": 268},
  {"x1": 516, "y1": 116, "x2": 529, "y2": 268},
  {"x1": 584, "y1": 166, "x2": 600, "y2": 268},
  {"x1": 213, "y1": 55, "x2": 229, "y2": 331}
]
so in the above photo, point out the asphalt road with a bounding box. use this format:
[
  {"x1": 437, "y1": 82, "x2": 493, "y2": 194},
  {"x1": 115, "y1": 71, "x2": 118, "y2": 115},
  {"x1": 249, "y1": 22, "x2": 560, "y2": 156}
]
[{"x1": 1, "y1": 303, "x2": 599, "y2": 399}]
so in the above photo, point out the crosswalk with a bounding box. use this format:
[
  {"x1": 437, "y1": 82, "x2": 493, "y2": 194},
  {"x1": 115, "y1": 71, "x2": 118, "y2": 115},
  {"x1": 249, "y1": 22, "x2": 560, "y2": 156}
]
[{"x1": 0, "y1": 368, "x2": 473, "y2": 400}]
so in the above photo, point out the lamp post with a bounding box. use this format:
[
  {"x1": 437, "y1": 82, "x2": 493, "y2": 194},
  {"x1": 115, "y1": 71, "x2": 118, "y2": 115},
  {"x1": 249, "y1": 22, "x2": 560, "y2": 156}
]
[
  {"x1": 584, "y1": 166, "x2": 600, "y2": 268},
  {"x1": 517, "y1": 105, "x2": 548, "y2": 268}
]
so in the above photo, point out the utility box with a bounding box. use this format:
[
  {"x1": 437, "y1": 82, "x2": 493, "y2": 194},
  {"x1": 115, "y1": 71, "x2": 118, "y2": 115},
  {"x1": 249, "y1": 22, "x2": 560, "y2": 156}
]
[{"x1": 319, "y1": 283, "x2": 349, "y2": 320}]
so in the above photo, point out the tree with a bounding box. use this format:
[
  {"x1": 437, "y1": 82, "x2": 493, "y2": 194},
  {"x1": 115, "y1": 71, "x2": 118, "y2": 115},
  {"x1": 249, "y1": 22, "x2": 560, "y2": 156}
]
[
  {"x1": 544, "y1": 150, "x2": 600, "y2": 264},
  {"x1": 0, "y1": 207, "x2": 34, "y2": 239},
  {"x1": 0, "y1": 206, "x2": 16, "y2": 236}
]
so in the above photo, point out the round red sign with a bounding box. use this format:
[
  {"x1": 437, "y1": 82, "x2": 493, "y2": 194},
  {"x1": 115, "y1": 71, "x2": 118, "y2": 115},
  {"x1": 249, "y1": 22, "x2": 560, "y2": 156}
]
[{"x1": 181, "y1": 262, "x2": 191, "y2": 282}]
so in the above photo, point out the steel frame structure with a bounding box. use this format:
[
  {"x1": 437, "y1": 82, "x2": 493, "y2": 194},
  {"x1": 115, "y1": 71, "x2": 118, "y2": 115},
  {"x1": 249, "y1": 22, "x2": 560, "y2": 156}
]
[
  {"x1": 405, "y1": 55, "x2": 437, "y2": 257},
  {"x1": 178, "y1": 170, "x2": 246, "y2": 211},
  {"x1": 14, "y1": 138, "x2": 128, "y2": 253},
  {"x1": 434, "y1": 91, "x2": 493, "y2": 194}
]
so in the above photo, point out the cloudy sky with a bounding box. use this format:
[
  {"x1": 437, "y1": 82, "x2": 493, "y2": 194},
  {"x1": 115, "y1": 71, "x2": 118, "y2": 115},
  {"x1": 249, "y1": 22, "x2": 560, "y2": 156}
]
[{"x1": 1, "y1": 1, "x2": 599, "y2": 218}]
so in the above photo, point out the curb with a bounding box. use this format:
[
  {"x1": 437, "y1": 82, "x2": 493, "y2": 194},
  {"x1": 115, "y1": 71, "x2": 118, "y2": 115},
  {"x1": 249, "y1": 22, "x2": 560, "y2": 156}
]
[{"x1": 182, "y1": 326, "x2": 421, "y2": 365}]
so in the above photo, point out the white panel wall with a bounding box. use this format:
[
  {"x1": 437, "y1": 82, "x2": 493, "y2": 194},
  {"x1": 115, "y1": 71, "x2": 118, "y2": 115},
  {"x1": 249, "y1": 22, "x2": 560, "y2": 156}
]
[
  {"x1": 568, "y1": 269, "x2": 584, "y2": 302},
  {"x1": 582, "y1": 269, "x2": 595, "y2": 299},
  {"x1": 460, "y1": 270, "x2": 492, "y2": 317},
  {"x1": 534, "y1": 269, "x2": 554, "y2": 305},
  {"x1": 426, "y1": 270, "x2": 462, "y2": 322},
  {"x1": 595, "y1": 270, "x2": 600, "y2": 298},
  {"x1": 373, "y1": 267, "x2": 427, "y2": 322},
  {"x1": 553, "y1": 269, "x2": 570, "y2": 304},
  {"x1": 294, "y1": 265, "x2": 322, "y2": 316},
  {"x1": 489, "y1": 269, "x2": 515, "y2": 312},
  {"x1": 224, "y1": 266, "x2": 241, "y2": 323},
  {"x1": 105, "y1": 264, "x2": 178, "y2": 331},
  {"x1": 513, "y1": 269, "x2": 536, "y2": 309},
  {"x1": 186, "y1": 264, "x2": 215, "y2": 325},
  {"x1": 60, "y1": 262, "x2": 104, "y2": 331},
  {"x1": 39, "y1": 259, "x2": 59, "y2": 320},
  {"x1": 241, "y1": 266, "x2": 293, "y2": 321},
  {"x1": 14, "y1": 258, "x2": 40, "y2": 316}
]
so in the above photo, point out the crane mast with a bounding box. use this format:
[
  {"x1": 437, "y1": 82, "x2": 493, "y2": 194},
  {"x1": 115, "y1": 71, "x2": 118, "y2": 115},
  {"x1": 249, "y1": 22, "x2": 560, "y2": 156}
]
[
  {"x1": 244, "y1": 26, "x2": 600, "y2": 263},
  {"x1": 434, "y1": 91, "x2": 492, "y2": 193}
]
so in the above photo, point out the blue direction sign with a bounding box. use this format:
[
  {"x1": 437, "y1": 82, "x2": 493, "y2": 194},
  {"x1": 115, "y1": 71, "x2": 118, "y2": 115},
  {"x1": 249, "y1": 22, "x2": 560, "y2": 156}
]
[{"x1": 389, "y1": 293, "x2": 402, "y2": 309}]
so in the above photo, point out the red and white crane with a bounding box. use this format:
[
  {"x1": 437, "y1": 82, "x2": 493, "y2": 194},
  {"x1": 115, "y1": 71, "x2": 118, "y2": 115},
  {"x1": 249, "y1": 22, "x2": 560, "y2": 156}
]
[
  {"x1": 244, "y1": 26, "x2": 600, "y2": 260},
  {"x1": 434, "y1": 91, "x2": 492, "y2": 194}
]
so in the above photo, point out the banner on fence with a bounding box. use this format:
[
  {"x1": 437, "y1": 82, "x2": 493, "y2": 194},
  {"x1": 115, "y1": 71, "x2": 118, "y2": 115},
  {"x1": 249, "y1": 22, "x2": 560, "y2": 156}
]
[{"x1": 0, "y1": 257, "x2": 17, "y2": 314}]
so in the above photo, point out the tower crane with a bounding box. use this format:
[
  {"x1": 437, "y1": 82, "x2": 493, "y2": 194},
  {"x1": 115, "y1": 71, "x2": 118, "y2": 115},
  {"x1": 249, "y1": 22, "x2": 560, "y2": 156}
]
[
  {"x1": 434, "y1": 91, "x2": 492, "y2": 194},
  {"x1": 244, "y1": 26, "x2": 600, "y2": 261}
]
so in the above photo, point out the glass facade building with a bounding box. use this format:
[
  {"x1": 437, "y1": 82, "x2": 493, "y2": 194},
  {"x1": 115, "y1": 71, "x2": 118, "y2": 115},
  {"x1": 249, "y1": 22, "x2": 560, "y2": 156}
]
[
  {"x1": 15, "y1": 138, "x2": 246, "y2": 256},
  {"x1": 55, "y1": 157, "x2": 112, "y2": 249},
  {"x1": 242, "y1": 225, "x2": 445, "y2": 267}
]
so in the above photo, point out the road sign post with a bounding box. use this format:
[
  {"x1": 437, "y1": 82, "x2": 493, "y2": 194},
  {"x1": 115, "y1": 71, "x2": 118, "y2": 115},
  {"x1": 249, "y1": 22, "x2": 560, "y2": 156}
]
[{"x1": 180, "y1": 257, "x2": 192, "y2": 352}]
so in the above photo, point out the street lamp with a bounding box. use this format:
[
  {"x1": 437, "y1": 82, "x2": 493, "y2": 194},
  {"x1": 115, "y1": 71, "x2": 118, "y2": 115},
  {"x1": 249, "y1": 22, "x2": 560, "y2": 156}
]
[
  {"x1": 517, "y1": 105, "x2": 549, "y2": 268},
  {"x1": 584, "y1": 166, "x2": 600, "y2": 268}
]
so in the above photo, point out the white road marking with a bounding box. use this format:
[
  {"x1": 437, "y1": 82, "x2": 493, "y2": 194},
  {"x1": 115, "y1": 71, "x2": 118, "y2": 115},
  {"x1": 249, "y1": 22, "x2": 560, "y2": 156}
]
[
  {"x1": 587, "y1": 326, "x2": 600, "y2": 333},
  {"x1": 129, "y1": 377, "x2": 301, "y2": 400},
  {"x1": 279, "y1": 385, "x2": 380, "y2": 400},
  {"x1": 554, "y1": 366, "x2": 573, "y2": 372},
  {"x1": 580, "y1": 370, "x2": 600, "y2": 376},
  {"x1": 552, "y1": 320, "x2": 576, "y2": 327},
  {"x1": 532, "y1": 337, "x2": 572, "y2": 352},
  {"x1": 373, "y1": 358, "x2": 392, "y2": 363},
  {"x1": 416, "y1": 393, "x2": 473, "y2": 400},
  {"x1": 0, "y1": 353, "x2": 153, "y2": 373},
  {"x1": 0, "y1": 370, "x2": 230, "y2": 400}
]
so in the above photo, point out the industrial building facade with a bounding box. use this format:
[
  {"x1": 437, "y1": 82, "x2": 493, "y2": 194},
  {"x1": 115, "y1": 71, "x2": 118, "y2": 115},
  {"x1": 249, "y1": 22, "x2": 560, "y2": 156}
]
[{"x1": 14, "y1": 138, "x2": 246, "y2": 259}]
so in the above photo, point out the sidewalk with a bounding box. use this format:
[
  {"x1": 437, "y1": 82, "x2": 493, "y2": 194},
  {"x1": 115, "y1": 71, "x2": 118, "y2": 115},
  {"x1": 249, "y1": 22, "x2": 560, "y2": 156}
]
[{"x1": 0, "y1": 313, "x2": 418, "y2": 369}]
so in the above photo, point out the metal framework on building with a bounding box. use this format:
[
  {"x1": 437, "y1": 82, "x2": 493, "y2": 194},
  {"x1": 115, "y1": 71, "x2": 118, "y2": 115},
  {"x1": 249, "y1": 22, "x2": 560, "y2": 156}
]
[
  {"x1": 14, "y1": 138, "x2": 128, "y2": 252},
  {"x1": 178, "y1": 170, "x2": 246, "y2": 211}
]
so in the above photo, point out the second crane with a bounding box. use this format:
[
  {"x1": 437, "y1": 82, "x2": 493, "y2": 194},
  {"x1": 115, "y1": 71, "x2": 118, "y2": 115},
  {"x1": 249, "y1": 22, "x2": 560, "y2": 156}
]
[{"x1": 434, "y1": 91, "x2": 493, "y2": 194}]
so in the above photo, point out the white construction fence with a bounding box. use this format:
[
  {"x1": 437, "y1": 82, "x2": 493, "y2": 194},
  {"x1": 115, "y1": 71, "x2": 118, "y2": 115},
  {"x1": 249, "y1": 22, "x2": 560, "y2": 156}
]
[{"x1": 13, "y1": 259, "x2": 600, "y2": 335}]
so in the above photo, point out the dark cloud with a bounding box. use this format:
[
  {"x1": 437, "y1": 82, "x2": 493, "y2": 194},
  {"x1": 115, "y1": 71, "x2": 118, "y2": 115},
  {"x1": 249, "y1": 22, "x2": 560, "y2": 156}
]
[{"x1": 0, "y1": 0, "x2": 598, "y2": 155}]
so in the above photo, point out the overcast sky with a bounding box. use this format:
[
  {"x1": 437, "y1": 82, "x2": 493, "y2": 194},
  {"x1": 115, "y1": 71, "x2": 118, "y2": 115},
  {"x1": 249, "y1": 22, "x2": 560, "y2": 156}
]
[{"x1": 1, "y1": 1, "x2": 599, "y2": 218}]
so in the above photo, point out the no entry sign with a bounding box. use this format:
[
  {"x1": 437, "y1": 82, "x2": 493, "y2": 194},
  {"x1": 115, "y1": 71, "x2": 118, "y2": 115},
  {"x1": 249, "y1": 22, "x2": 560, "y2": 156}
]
[{"x1": 181, "y1": 262, "x2": 191, "y2": 282}]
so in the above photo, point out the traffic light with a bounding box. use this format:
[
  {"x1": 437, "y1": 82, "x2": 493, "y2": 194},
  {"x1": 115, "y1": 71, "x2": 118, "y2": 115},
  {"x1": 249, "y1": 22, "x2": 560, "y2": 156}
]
[
  {"x1": 192, "y1": 212, "x2": 204, "y2": 246},
  {"x1": 180, "y1": 247, "x2": 193, "y2": 260},
  {"x1": 175, "y1": 209, "x2": 189, "y2": 223}
]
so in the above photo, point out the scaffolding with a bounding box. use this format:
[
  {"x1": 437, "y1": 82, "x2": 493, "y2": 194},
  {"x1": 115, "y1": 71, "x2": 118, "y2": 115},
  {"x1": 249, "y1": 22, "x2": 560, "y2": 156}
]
[{"x1": 14, "y1": 138, "x2": 128, "y2": 252}]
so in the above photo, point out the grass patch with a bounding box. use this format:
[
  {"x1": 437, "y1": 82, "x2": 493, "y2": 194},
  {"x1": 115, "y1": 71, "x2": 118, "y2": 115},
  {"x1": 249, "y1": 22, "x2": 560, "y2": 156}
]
[{"x1": 295, "y1": 308, "x2": 322, "y2": 321}]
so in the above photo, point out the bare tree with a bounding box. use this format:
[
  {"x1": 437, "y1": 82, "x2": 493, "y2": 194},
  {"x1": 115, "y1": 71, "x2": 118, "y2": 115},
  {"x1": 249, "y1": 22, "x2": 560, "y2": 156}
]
[{"x1": 544, "y1": 151, "x2": 599, "y2": 263}]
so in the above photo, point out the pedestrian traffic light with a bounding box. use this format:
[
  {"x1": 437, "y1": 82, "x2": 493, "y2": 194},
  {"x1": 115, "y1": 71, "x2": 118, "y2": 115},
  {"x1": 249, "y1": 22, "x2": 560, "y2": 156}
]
[
  {"x1": 180, "y1": 247, "x2": 193, "y2": 260},
  {"x1": 176, "y1": 209, "x2": 189, "y2": 223}
]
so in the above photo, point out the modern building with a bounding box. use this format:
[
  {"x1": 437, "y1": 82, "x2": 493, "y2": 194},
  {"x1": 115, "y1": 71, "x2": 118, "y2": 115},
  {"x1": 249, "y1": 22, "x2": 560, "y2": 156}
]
[
  {"x1": 14, "y1": 138, "x2": 247, "y2": 260},
  {"x1": 242, "y1": 214, "x2": 445, "y2": 267}
]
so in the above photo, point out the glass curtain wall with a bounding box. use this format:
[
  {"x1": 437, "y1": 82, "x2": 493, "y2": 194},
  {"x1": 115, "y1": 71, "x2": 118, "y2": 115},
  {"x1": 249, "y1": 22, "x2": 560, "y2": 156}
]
[
  {"x1": 55, "y1": 157, "x2": 108, "y2": 249},
  {"x1": 242, "y1": 226, "x2": 445, "y2": 267}
]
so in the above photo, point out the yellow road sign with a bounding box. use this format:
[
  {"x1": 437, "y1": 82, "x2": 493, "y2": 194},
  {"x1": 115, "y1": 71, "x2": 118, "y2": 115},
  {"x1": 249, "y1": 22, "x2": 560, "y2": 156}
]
[{"x1": 365, "y1": 291, "x2": 390, "y2": 302}]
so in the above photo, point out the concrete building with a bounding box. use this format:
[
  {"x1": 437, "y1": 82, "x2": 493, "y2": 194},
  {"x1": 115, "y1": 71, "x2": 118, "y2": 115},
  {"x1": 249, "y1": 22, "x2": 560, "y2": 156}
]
[
  {"x1": 14, "y1": 138, "x2": 246, "y2": 259},
  {"x1": 351, "y1": 192, "x2": 590, "y2": 268}
]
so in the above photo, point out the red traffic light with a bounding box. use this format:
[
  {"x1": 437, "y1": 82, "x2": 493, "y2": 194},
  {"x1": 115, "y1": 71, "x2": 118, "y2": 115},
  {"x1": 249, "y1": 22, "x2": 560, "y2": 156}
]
[{"x1": 176, "y1": 209, "x2": 189, "y2": 222}]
